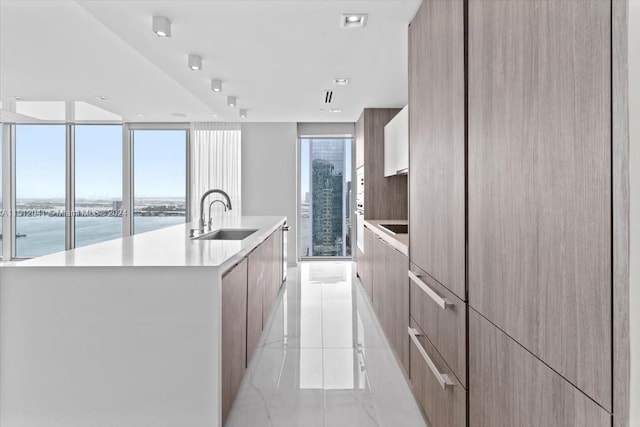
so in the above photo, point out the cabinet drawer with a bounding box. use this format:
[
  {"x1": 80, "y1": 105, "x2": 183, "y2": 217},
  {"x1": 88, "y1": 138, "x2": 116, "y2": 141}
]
[
  {"x1": 409, "y1": 263, "x2": 466, "y2": 387},
  {"x1": 469, "y1": 310, "x2": 610, "y2": 427},
  {"x1": 409, "y1": 319, "x2": 466, "y2": 427}
]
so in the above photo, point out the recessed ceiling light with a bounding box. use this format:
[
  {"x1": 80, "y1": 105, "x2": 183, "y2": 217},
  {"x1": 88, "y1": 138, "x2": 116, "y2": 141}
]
[
  {"x1": 136, "y1": 113, "x2": 145, "y2": 118},
  {"x1": 10, "y1": 96, "x2": 22, "y2": 101},
  {"x1": 211, "y1": 79, "x2": 223, "y2": 92},
  {"x1": 188, "y1": 54, "x2": 202, "y2": 71},
  {"x1": 340, "y1": 13, "x2": 368, "y2": 29},
  {"x1": 171, "y1": 112, "x2": 187, "y2": 117},
  {"x1": 239, "y1": 109, "x2": 248, "y2": 118},
  {"x1": 152, "y1": 16, "x2": 171, "y2": 37},
  {"x1": 329, "y1": 108, "x2": 342, "y2": 113},
  {"x1": 227, "y1": 96, "x2": 237, "y2": 107},
  {"x1": 94, "y1": 96, "x2": 108, "y2": 101},
  {"x1": 333, "y1": 78, "x2": 350, "y2": 86}
]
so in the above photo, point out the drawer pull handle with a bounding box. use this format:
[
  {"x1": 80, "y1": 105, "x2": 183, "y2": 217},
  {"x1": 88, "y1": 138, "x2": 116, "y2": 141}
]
[
  {"x1": 408, "y1": 271, "x2": 452, "y2": 310},
  {"x1": 408, "y1": 327, "x2": 454, "y2": 390}
]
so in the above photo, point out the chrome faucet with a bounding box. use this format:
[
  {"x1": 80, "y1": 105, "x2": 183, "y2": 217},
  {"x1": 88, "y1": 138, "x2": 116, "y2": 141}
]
[
  {"x1": 208, "y1": 199, "x2": 228, "y2": 229},
  {"x1": 198, "y1": 189, "x2": 232, "y2": 233}
]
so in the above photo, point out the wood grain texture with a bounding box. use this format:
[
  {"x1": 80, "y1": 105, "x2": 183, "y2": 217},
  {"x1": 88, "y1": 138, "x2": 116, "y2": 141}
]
[
  {"x1": 409, "y1": 318, "x2": 466, "y2": 427},
  {"x1": 469, "y1": 309, "x2": 610, "y2": 427},
  {"x1": 356, "y1": 115, "x2": 365, "y2": 168},
  {"x1": 612, "y1": 1, "x2": 630, "y2": 425},
  {"x1": 221, "y1": 258, "x2": 248, "y2": 424},
  {"x1": 360, "y1": 108, "x2": 408, "y2": 221},
  {"x1": 361, "y1": 229, "x2": 374, "y2": 301},
  {"x1": 467, "y1": 0, "x2": 612, "y2": 408},
  {"x1": 247, "y1": 245, "x2": 265, "y2": 365},
  {"x1": 262, "y1": 228, "x2": 282, "y2": 326},
  {"x1": 410, "y1": 262, "x2": 467, "y2": 388},
  {"x1": 382, "y1": 238, "x2": 410, "y2": 374},
  {"x1": 408, "y1": 0, "x2": 466, "y2": 300},
  {"x1": 371, "y1": 232, "x2": 384, "y2": 314}
]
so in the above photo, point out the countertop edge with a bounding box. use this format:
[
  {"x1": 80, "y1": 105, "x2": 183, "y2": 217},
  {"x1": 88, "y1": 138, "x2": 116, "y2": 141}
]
[
  {"x1": 216, "y1": 218, "x2": 285, "y2": 273},
  {"x1": 363, "y1": 220, "x2": 409, "y2": 257},
  {"x1": 3, "y1": 216, "x2": 287, "y2": 269}
]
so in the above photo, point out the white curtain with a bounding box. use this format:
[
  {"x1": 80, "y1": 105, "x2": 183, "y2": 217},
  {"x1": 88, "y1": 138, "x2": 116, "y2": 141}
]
[{"x1": 189, "y1": 122, "x2": 242, "y2": 223}]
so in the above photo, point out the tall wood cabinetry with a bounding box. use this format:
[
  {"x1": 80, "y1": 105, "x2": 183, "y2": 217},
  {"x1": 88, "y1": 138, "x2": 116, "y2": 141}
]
[
  {"x1": 467, "y1": 0, "x2": 612, "y2": 415},
  {"x1": 408, "y1": 2, "x2": 468, "y2": 426},
  {"x1": 221, "y1": 258, "x2": 248, "y2": 424},
  {"x1": 357, "y1": 109, "x2": 407, "y2": 221},
  {"x1": 408, "y1": 0, "x2": 620, "y2": 426},
  {"x1": 409, "y1": 0, "x2": 466, "y2": 301}
]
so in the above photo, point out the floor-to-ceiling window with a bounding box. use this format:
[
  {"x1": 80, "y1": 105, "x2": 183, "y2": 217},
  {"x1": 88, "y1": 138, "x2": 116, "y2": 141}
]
[
  {"x1": 15, "y1": 125, "x2": 66, "y2": 258},
  {"x1": 299, "y1": 137, "x2": 353, "y2": 258},
  {"x1": 132, "y1": 129, "x2": 187, "y2": 234},
  {"x1": 0, "y1": 123, "x2": 3, "y2": 258},
  {"x1": 75, "y1": 125, "x2": 122, "y2": 247}
]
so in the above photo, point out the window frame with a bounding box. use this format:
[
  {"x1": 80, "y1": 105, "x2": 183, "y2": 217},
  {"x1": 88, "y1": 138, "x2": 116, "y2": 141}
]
[{"x1": 0, "y1": 121, "x2": 191, "y2": 261}]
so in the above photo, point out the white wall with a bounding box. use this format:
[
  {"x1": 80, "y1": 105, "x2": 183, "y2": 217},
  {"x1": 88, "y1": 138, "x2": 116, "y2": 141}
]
[
  {"x1": 241, "y1": 123, "x2": 298, "y2": 266},
  {"x1": 629, "y1": 2, "x2": 639, "y2": 425}
]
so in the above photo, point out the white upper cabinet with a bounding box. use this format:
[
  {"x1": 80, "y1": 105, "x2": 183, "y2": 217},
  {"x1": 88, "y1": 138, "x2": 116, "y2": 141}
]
[{"x1": 384, "y1": 105, "x2": 409, "y2": 177}]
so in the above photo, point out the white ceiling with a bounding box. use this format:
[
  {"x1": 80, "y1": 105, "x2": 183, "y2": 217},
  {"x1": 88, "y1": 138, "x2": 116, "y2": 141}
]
[{"x1": 0, "y1": 0, "x2": 421, "y2": 123}]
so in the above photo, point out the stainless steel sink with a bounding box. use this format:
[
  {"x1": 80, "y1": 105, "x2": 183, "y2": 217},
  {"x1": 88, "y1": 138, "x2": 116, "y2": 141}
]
[{"x1": 195, "y1": 229, "x2": 258, "y2": 241}]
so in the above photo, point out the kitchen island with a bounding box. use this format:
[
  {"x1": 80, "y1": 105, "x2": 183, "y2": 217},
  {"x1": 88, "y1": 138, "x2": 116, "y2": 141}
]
[{"x1": 0, "y1": 215, "x2": 287, "y2": 427}]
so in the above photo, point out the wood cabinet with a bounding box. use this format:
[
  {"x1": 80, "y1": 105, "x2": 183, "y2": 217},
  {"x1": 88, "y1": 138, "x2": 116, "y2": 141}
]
[
  {"x1": 467, "y1": 0, "x2": 612, "y2": 408},
  {"x1": 469, "y1": 310, "x2": 610, "y2": 427},
  {"x1": 361, "y1": 228, "x2": 374, "y2": 301},
  {"x1": 409, "y1": 319, "x2": 466, "y2": 427},
  {"x1": 370, "y1": 232, "x2": 384, "y2": 314},
  {"x1": 247, "y1": 245, "x2": 266, "y2": 365},
  {"x1": 358, "y1": 108, "x2": 408, "y2": 221},
  {"x1": 262, "y1": 227, "x2": 283, "y2": 327},
  {"x1": 221, "y1": 258, "x2": 248, "y2": 424},
  {"x1": 409, "y1": 262, "x2": 466, "y2": 387},
  {"x1": 381, "y1": 238, "x2": 409, "y2": 373},
  {"x1": 408, "y1": 0, "x2": 466, "y2": 301},
  {"x1": 363, "y1": 225, "x2": 409, "y2": 374},
  {"x1": 356, "y1": 115, "x2": 365, "y2": 168},
  {"x1": 221, "y1": 224, "x2": 284, "y2": 422}
]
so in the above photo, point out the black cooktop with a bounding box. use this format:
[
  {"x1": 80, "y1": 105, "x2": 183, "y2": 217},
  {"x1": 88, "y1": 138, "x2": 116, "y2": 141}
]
[{"x1": 379, "y1": 224, "x2": 408, "y2": 234}]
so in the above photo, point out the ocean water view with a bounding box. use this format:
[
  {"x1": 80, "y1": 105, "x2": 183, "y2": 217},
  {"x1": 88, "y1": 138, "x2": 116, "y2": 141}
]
[{"x1": 10, "y1": 216, "x2": 185, "y2": 258}]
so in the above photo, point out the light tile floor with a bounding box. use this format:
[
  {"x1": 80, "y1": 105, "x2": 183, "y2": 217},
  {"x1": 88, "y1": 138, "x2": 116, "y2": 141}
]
[{"x1": 226, "y1": 261, "x2": 429, "y2": 427}]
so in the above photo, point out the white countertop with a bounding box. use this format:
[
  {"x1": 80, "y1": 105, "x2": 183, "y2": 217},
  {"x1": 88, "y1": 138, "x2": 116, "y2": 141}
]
[
  {"x1": 364, "y1": 219, "x2": 409, "y2": 256},
  {"x1": 14, "y1": 215, "x2": 286, "y2": 268}
]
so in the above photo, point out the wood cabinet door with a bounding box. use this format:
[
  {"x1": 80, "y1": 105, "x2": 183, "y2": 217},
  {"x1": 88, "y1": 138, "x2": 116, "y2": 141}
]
[
  {"x1": 247, "y1": 245, "x2": 266, "y2": 365},
  {"x1": 261, "y1": 232, "x2": 275, "y2": 326},
  {"x1": 271, "y1": 226, "x2": 283, "y2": 305},
  {"x1": 408, "y1": 0, "x2": 466, "y2": 300},
  {"x1": 221, "y1": 258, "x2": 248, "y2": 424},
  {"x1": 361, "y1": 228, "x2": 374, "y2": 301},
  {"x1": 468, "y1": 0, "x2": 611, "y2": 408},
  {"x1": 261, "y1": 229, "x2": 282, "y2": 327},
  {"x1": 371, "y1": 233, "x2": 385, "y2": 315},
  {"x1": 469, "y1": 310, "x2": 610, "y2": 427},
  {"x1": 362, "y1": 109, "x2": 407, "y2": 221},
  {"x1": 356, "y1": 112, "x2": 365, "y2": 168},
  {"x1": 382, "y1": 241, "x2": 409, "y2": 373}
]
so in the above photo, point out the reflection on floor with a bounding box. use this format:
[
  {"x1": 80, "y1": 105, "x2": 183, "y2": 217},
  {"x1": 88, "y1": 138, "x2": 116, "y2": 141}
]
[{"x1": 226, "y1": 261, "x2": 428, "y2": 427}]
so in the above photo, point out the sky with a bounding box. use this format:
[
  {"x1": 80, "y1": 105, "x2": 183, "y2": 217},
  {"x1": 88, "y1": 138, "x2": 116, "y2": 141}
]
[
  {"x1": 9, "y1": 127, "x2": 352, "y2": 200},
  {"x1": 13, "y1": 125, "x2": 186, "y2": 199}
]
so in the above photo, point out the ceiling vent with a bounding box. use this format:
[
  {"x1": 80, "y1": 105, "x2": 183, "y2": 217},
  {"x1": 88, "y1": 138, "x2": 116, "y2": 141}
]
[{"x1": 324, "y1": 90, "x2": 334, "y2": 104}]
